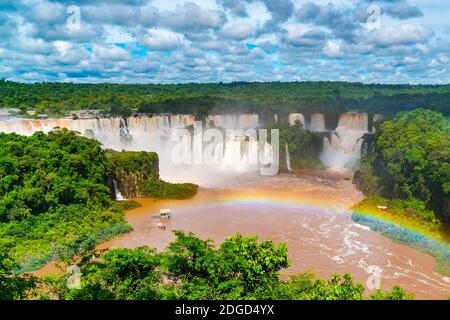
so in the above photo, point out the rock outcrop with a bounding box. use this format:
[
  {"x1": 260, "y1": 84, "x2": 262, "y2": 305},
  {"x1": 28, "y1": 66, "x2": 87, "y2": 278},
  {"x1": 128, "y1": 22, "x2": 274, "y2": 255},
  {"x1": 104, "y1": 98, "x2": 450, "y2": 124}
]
[{"x1": 107, "y1": 150, "x2": 159, "y2": 199}]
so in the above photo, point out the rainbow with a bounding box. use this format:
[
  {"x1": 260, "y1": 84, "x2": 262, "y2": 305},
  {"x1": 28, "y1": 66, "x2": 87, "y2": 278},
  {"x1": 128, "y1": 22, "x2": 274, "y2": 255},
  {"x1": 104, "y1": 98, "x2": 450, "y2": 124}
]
[
  {"x1": 173, "y1": 190, "x2": 450, "y2": 264},
  {"x1": 178, "y1": 190, "x2": 348, "y2": 213},
  {"x1": 351, "y1": 210, "x2": 450, "y2": 265}
]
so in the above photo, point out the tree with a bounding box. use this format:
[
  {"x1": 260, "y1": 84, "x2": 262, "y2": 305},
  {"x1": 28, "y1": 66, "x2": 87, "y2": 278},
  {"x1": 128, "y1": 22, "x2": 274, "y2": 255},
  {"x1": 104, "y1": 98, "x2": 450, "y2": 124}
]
[
  {"x1": 355, "y1": 109, "x2": 450, "y2": 224},
  {"x1": 41, "y1": 231, "x2": 411, "y2": 301},
  {"x1": 0, "y1": 253, "x2": 37, "y2": 300}
]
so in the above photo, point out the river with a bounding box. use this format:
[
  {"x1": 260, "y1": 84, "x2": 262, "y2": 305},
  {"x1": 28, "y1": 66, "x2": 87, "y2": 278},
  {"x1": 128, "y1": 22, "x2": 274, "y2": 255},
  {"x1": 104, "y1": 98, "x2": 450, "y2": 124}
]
[{"x1": 92, "y1": 170, "x2": 449, "y2": 299}]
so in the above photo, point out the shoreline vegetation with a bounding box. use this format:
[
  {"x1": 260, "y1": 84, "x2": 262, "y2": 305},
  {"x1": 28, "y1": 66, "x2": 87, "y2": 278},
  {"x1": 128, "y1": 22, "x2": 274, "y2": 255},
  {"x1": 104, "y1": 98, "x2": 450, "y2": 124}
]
[
  {"x1": 352, "y1": 198, "x2": 450, "y2": 276},
  {"x1": 0, "y1": 107, "x2": 448, "y2": 299},
  {"x1": 3, "y1": 231, "x2": 414, "y2": 300},
  {"x1": 352, "y1": 109, "x2": 450, "y2": 277},
  {"x1": 0, "y1": 130, "x2": 199, "y2": 274}
]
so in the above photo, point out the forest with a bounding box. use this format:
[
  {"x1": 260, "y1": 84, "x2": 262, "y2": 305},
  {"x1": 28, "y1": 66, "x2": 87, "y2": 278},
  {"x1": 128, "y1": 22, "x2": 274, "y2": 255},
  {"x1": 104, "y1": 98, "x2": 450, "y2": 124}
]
[
  {"x1": 0, "y1": 129, "x2": 198, "y2": 273},
  {"x1": 352, "y1": 109, "x2": 450, "y2": 275},
  {"x1": 1, "y1": 230, "x2": 412, "y2": 300},
  {"x1": 1, "y1": 80, "x2": 450, "y2": 119},
  {"x1": 354, "y1": 109, "x2": 450, "y2": 226}
]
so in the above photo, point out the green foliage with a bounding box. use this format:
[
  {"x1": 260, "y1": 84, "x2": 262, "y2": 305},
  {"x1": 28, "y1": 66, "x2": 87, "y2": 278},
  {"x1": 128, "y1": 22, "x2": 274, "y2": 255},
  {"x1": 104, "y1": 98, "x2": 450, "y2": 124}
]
[
  {"x1": 107, "y1": 150, "x2": 159, "y2": 178},
  {"x1": 264, "y1": 123, "x2": 324, "y2": 171},
  {"x1": 353, "y1": 196, "x2": 443, "y2": 232},
  {"x1": 0, "y1": 253, "x2": 37, "y2": 300},
  {"x1": 353, "y1": 154, "x2": 383, "y2": 195},
  {"x1": 258, "y1": 273, "x2": 365, "y2": 300},
  {"x1": 41, "y1": 231, "x2": 411, "y2": 300},
  {"x1": 355, "y1": 109, "x2": 450, "y2": 224},
  {"x1": 1, "y1": 80, "x2": 449, "y2": 118},
  {"x1": 370, "y1": 286, "x2": 414, "y2": 300},
  {"x1": 141, "y1": 179, "x2": 198, "y2": 200},
  {"x1": 0, "y1": 129, "x2": 111, "y2": 222},
  {"x1": 163, "y1": 231, "x2": 289, "y2": 299},
  {"x1": 0, "y1": 130, "x2": 131, "y2": 271}
]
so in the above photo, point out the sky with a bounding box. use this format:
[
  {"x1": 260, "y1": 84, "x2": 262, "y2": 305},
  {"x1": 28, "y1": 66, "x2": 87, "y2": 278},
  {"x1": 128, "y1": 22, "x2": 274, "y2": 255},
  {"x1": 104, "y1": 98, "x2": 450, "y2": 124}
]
[{"x1": 0, "y1": 0, "x2": 449, "y2": 84}]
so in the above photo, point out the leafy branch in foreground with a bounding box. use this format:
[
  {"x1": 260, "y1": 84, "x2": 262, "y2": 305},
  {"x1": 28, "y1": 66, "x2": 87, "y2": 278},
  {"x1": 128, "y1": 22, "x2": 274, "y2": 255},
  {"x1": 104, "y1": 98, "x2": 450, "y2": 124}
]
[{"x1": 35, "y1": 231, "x2": 413, "y2": 300}]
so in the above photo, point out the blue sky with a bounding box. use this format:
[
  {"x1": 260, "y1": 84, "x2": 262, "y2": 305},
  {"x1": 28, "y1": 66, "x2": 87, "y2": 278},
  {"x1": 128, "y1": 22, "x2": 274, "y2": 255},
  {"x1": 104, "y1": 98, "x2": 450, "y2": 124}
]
[{"x1": 0, "y1": 0, "x2": 449, "y2": 84}]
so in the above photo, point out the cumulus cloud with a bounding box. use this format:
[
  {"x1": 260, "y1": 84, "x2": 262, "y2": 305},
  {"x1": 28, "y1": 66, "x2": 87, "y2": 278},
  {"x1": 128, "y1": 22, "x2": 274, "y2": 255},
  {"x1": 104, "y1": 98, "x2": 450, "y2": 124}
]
[
  {"x1": 324, "y1": 41, "x2": 342, "y2": 58},
  {"x1": 283, "y1": 25, "x2": 327, "y2": 47},
  {"x1": 0, "y1": 0, "x2": 447, "y2": 84},
  {"x1": 369, "y1": 24, "x2": 434, "y2": 46},
  {"x1": 295, "y1": 2, "x2": 361, "y2": 43},
  {"x1": 222, "y1": 22, "x2": 253, "y2": 40},
  {"x1": 385, "y1": 1, "x2": 423, "y2": 20},
  {"x1": 217, "y1": 0, "x2": 249, "y2": 17},
  {"x1": 158, "y1": 2, "x2": 226, "y2": 34},
  {"x1": 139, "y1": 28, "x2": 183, "y2": 50}
]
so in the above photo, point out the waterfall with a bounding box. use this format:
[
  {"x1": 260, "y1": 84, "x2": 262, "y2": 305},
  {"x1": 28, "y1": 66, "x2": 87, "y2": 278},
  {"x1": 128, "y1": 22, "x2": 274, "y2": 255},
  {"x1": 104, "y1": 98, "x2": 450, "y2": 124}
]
[
  {"x1": 207, "y1": 114, "x2": 259, "y2": 129},
  {"x1": 310, "y1": 113, "x2": 326, "y2": 132},
  {"x1": 288, "y1": 113, "x2": 305, "y2": 128},
  {"x1": 320, "y1": 112, "x2": 369, "y2": 170},
  {"x1": 0, "y1": 111, "x2": 378, "y2": 178},
  {"x1": 285, "y1": 142, "x2": 292, "y2": 172},
  {"x1": 372, "y1": 114, "x2": 383, "y2": 133},
  {"x1": 113, "y1": 179, "x2": 125, "y2": 201}
]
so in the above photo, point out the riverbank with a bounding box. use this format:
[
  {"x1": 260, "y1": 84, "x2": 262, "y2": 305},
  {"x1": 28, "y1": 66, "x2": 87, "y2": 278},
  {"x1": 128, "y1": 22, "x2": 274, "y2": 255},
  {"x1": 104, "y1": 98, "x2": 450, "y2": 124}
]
[
  {"x1": 84, "y1": 172, "x2": 450, "y2": 298},
  {"x1": 352, "y1": 198, "x2": 450, "y2": 277},
  {"x1": 30, "y1": 171, "x2": 450, "y2": 298}
]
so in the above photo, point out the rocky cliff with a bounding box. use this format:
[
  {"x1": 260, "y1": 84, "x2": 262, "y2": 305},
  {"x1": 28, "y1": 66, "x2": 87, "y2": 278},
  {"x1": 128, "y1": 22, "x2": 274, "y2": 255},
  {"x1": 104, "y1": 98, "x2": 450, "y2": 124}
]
[{"x1": 107, "y1": 150, "x2": 159, "y2": 198}]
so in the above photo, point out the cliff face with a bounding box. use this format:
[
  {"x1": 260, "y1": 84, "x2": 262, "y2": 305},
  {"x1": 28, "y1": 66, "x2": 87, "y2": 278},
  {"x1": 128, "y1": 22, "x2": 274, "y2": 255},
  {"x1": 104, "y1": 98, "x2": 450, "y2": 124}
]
[{"x1": 107, "y1": 151, "x2": 159, "y2": 198}]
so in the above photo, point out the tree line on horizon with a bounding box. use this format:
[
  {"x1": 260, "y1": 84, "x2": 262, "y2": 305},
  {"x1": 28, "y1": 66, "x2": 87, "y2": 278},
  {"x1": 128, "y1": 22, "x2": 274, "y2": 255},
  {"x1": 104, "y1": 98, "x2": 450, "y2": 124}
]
[{"x1": 1, "y1": 80, "x2": 449, "y2": 119}]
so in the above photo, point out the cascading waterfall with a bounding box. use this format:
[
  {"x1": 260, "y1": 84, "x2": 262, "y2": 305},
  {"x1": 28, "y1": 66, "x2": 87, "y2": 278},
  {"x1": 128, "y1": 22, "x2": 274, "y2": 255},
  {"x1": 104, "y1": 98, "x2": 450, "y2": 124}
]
[
  {"x1": 310, "y1": 113, "x2": 326, "y2": 132},
  {"x1": 372, "y1": 114, "x2": 383, "y2": 133},
  {"x1": 0, "y1": 114, "x2": 267, "y2": 185},
  {"x1": 320, "y1": 112, "x2": 369, "y2": 169},
  {"x1": 285, "y1": 142, "x2": 292, "y2": 171},
  {"x1": 206, "y1": 114, "x2": 259, "y2": 129},
  {"x1": 288, "y1": 113, "x2": 305, "y2": 128},
  {"x1": 113, "y1": 179, "x2": 125, "y2": 201},
  {"x1": 0, "y1": 111, "x2": 377, "y2": 179}
]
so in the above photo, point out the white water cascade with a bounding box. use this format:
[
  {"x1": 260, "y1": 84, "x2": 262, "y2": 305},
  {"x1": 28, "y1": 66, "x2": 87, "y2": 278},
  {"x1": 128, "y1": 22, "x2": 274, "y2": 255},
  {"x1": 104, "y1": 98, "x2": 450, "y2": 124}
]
[
  {"x1": 0, "y1": 111, "x2": 375, "y2": 179},
  {"x1": 310, "y1": 113, "x2": 326, "y2": 132},
  {"x1": 288, "y1": 113, "x2": 305, "y2": 128},
  {"x1": 320, "y1": 112, "x2": 369, "y2": 170},
  {"x1": 0, "y1": 114, "x2": 271, "y2": 185},
  {"x1": 285, "y1": 142, "x2": 292, "y2": 172},
  {"x1": 113, "y1": 179, "x2": 125, "y2": 201}
]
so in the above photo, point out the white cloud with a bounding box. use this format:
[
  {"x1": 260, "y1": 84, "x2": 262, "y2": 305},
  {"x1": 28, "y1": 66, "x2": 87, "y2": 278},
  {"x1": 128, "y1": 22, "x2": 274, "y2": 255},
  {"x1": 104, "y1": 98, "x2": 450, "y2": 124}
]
[
  {"x1": 222, "y1": 22, "x2": 253, "y2": 40},
  {"x1": 323, "y1": 41, "x2": 341, "y2": 58},
  {"x1": 369, "y1": 24, "x2": 434, "y2": 46},
  {"x1": 92, "y1": 44, "x2": 130, "y2": 61},
  {"x1": 139, "y1": 29, "x2": 183, "y2": 50}
]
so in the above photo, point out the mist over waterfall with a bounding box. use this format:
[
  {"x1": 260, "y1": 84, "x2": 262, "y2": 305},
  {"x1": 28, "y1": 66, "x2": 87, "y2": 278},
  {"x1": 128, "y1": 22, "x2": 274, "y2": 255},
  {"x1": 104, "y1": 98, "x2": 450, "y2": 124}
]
[
  {"x1": 320, "y1": 113, "x2": 369, "y2": 169},
  {"x1": 0, "y1": 114, "x2": 271, "y2": 186},
  {"x1": 0, "y1": 111, "x2": 373, "y2": 183},
  {"x1": 310, "y1": 113, "x2": 326, "y2": 132}
]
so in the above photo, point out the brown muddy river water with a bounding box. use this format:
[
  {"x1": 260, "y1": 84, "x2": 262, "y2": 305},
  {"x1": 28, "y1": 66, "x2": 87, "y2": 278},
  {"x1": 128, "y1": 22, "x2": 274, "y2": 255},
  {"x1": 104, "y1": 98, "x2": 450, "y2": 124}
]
[
  {"x1": 37, "y1": 170, "x2": 450, "y2": 299},
  {"x1": 97, "y1": 171, "x2": 450, "y2": 299}
]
